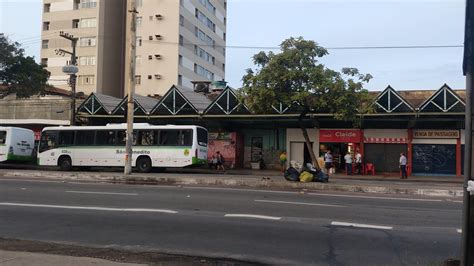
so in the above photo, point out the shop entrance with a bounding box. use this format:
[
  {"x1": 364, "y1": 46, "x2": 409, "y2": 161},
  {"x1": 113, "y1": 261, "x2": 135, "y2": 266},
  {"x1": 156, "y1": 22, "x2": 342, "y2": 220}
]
[{"x1": 320, "y1": 143, "x2": 358, "y2": 171}]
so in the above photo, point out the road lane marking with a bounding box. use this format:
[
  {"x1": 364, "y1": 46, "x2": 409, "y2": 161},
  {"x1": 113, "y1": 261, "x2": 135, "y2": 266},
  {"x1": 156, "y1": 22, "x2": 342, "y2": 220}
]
[
  {"x1": 309, "y1": 193, "x2": 443, "y2": 202},
  {"x1": 255, "y1": 199, "x2": 345, "y2": 208},
  {"x1": 66, "y1": 191, "x2": 138, "y2": 196},
  {"x1": 457, "y1": 229, "x2": 462, "y2": 233},
  {"x1": 185, "y1": 186, "x2": 297, "y2": 194},
  {"x1": 225, "y1": 214, "x2": 281, "y2": 220},
  {"x1": 331, "y1": 221, "x2": 393, "y2": 230},
  {"x1": 0, "y1": 203, "x2": 177, "y2": 214}
]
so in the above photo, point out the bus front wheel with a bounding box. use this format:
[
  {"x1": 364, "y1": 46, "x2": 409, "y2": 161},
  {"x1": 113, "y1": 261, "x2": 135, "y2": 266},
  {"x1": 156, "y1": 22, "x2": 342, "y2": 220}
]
[
  {"x1": 136, "y1": 157, "x2": 152, "y2": 173},
  {"x1": 58, "y1": 156, "x2": 72, "y2": 171}
]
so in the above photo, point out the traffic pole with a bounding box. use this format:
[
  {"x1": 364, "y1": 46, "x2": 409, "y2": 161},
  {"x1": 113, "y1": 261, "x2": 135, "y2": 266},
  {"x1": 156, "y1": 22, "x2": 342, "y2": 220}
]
[{"x1": 124, "y1": 0, "x2": 138, "y2": 175}]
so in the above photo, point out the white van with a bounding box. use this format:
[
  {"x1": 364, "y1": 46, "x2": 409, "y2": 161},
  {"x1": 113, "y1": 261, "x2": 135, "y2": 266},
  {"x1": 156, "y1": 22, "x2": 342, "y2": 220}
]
[{"x1": 0, "y1": 127, "x2": 35, "y2": 162}]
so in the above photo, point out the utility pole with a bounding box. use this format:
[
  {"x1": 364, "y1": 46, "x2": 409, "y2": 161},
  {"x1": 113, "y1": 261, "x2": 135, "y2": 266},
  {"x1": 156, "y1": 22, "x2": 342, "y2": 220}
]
[
  {"x1": 462, "y1": 0, "x2": 474, "y2": 265},
  {"x1": 124, "y1": 0, "x2": 138, "y2": 175},
  {"x1": 57, "y1": 31, "x2": 78, "y2": 126}
]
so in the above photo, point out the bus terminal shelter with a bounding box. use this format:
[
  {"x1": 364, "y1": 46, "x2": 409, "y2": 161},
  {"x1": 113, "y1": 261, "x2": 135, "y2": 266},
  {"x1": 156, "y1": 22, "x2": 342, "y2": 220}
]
[{"x1": 76, "y1": 84, "x2": 466, "y2": 177}]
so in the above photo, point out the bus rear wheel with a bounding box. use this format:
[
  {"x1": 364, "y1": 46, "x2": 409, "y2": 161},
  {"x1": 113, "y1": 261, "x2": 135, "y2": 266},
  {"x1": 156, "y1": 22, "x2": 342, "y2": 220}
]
[
  {"x1": 58, "y1": 156, "x2": 72, "y2": 171},
  {"x1": 136, "y1": 157, "x2": 152, "y2": 173}
]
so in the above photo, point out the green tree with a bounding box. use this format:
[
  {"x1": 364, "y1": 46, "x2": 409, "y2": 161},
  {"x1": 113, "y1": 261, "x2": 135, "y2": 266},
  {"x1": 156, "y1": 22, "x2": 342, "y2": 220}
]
[
  {"x1": 0, "y1": 34, "x2": 50, "y2": 98},
  {"x1": 241, "y1": 37, "x2": 373, "y2": 169}
]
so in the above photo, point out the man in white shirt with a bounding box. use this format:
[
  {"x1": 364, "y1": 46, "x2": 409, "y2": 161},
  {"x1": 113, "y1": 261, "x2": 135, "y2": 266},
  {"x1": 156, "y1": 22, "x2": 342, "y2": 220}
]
[
  {"x1": 344, "y1": 151, "x2": 353, "y2": 175},
  {"x1": 354, "y1": 151, "x2": 362, "y2": 175},
  {"x1": 324, "y1": 150, "x2": 333, "y2": 175},
  {"x1": 399, "y1": 153, "x2": 407, "y2": 179}
]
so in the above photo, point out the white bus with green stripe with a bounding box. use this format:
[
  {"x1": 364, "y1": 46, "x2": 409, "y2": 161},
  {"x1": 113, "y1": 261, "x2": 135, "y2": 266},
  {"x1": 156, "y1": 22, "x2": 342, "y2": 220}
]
[
  {"x1": 0, "y1": 127, "x2": 35, "y2": 162},
  {"x1": 38, "y1": 124, "x2": 208, "y2": 172}
]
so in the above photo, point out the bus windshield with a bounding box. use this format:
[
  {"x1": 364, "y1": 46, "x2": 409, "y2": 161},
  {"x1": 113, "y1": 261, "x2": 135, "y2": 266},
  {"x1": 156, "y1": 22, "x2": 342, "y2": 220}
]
[
  {"x1": 0, "y1": 131, "x2": 6, "y2": 145},
  {"x1": 197, "y1": 128, "x2": 208, "y2": 147}
]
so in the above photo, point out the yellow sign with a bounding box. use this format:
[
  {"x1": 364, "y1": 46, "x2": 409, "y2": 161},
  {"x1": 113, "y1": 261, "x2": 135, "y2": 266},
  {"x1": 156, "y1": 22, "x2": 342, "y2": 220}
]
[
  {"x1": 413, "y1": 130, "x2": 459, "y2": 139},
  {"x1": 184, "y1": 149, "x2": 190, "y2": 156}
]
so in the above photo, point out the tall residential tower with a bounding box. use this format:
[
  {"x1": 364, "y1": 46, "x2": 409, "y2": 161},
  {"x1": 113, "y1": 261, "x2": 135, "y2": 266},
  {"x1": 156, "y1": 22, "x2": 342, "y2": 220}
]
[{"x1": 41, "y1": 0, "x2": 227, "y2": 97}]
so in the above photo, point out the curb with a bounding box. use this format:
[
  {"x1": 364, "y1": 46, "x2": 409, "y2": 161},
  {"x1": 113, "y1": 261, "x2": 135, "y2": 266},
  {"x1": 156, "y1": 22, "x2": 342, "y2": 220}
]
[{"x1": 0, "y1": 170, "x2": 463, "y2": 198}]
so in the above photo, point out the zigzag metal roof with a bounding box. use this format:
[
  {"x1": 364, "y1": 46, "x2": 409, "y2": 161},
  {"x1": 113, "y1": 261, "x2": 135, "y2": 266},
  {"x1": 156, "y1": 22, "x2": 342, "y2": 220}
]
[{"x1": 418, "y1": 84, "x2": 465, "y2": 113}]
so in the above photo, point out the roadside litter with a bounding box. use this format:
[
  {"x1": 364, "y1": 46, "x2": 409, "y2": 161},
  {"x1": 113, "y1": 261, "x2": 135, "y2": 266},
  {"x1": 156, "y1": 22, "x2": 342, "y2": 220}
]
[{"x1": 284, "y1": 161, "x2": 329, "y2": 183}]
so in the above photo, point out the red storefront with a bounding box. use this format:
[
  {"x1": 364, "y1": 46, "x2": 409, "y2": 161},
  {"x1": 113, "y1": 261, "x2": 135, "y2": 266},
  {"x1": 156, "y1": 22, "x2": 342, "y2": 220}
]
[
  {"x1": 207, "y1": 132, "x2": 244, "y2": 169},
  {"x1": 319, "y1": 129, "x2": 363, "y2": 171}
]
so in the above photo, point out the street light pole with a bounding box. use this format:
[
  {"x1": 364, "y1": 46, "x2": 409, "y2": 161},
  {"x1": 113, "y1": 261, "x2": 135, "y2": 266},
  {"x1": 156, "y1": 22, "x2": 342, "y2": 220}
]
[
  {"x1": 58, "y1": 31, "x2": 78, "y2": 126},
  {"x1": 124, "y1": 0, "x2": 138, "y2": 175},
  {"x1": 462, "y1": 0, "x2": 474, "y2": 264}
]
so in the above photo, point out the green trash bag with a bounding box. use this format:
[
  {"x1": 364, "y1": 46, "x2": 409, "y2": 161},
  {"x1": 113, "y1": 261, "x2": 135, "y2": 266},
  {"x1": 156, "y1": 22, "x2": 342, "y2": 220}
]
[{"x1": 299, "y1": 171, "x2": 313, "y2": 182}]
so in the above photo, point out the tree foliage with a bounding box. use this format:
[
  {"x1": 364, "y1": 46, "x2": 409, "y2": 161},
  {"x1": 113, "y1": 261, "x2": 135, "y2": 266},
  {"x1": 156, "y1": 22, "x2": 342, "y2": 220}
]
[
  {"x1": 0, "y1": 34, "x2": 50, "y2": 98},
  {"x1": 241, "y1": 37, "x2": 374, "y2": 124}
]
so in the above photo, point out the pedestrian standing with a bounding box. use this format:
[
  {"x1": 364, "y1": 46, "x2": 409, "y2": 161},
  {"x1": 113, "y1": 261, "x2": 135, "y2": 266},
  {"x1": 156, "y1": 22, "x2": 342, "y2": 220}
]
[
  {"x1": 355, "y1": 150, "x2": 363, "y2": 175},
  {"x1": 344, "y1": 151, "x2": 353, "y2": 175},
  {"x1": 324, "y1": 150, "x2": 333, "y2": 175},
  {"x1": 399, "y1": 152, "x2": 407, "y2": 179},
  {"x1": 279, "y1": 151, "x2": 287, "y2": 173},
  {"x1": 216, "y1": 151, "x2": 225, "y2": 171}
]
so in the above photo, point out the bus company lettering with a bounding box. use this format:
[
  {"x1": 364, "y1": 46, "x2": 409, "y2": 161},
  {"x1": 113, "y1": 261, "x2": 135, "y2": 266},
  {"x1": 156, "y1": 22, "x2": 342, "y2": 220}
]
[{"x1": 116, "y1": 150, "x2": 151, "y2": 155}]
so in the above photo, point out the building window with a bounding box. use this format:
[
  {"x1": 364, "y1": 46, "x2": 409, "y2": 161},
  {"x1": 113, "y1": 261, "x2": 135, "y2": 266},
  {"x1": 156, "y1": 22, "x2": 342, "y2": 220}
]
[
  {"x1": 44, "y1": 4, "x2": 51, "y2": 13},
  {"x1": 73, "y1": 0, "x2": 80, "y2": 10},
  {"x1": 179, "y1": 15, "x2": 184, "y2": 26},
  {"x1": 136, "y1": 55, "x2": 142, "y2": 65},
  {"x1": 194, "y1": 46, "x2": 214, "y2": 64},
  {"x1": 79, "y1": 56, "x2": 96, "y2": 66},
  {"x1": 80, "y1": 0, "x2": 97, "y2": 9},
  {"x1": 136, "y1": 0, "x2": 143, "y2": 7},
  {"x1": 179, "y1": 55, "x2": 183, "y2": 66},
  {"x1": 136, "y1": 16, "x2": 142, "y2": 27},
  {"x1": 148, "y1": 75, "x2": 152, "y2": 80},
  {"x1": 179, "y1": 35, "x2": 183, "y2": 46},
  {"x1": 80, "y1": 18, "x2": 97, "y2": 28},
  {"x1": 78, "y1": 75, "x2": 95, "y2": 85},
  {"x1": 43, "y1": 22, "x2": 50, "y2": 31},
  {"x1": 195, "y1": 27, "x2": 214, "y2": 48},
  {"x1": 42, "y1": 40, "x2": 49, "y2": 49},
  {"x1": 199, "y1": 0, "x2": 216, "y2": 14},
  {"x1": 222, "y1": 63, "x2": 225, "y2": 71},
  {"x1": 135, "y1": 75, "x2": 141, "y2": 85},
  {"x1": 178, "y1": 75, "x2": 183, "y2": 86},
  {"x1": 72, "y1": 19, "x2": 79, "y2": 28},
  {"x1": 195, "y1": 9, "x2": 215, "y2": 32},
  {"x1": 136, "y1": 36, "x2": 142, "y2": 47},
  {"x1": 41, "y1": 58, "x2": 48, "y2": 67},
  {"x1": 79, "y1": 37, "x2": 96, "y2": 47},
  {"x1": 194, "y1": 64, "x2": 214, "y2": 80}
]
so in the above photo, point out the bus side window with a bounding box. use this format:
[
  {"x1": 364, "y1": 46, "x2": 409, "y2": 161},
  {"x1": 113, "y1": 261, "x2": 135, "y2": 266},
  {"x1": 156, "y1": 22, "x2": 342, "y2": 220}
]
[
  {"x1": 39, "y1": 131, "x2": 58, "y2": 152},
  {"x1": 0, "y1": 131, "x2": 6, "y2": 145},
  {"x1": 76, "y1": 130, "x2": 95, "y2": 146},
  {"x1": 96, "y1": 131, "x2": 116, "y2": 146},
  {"x1": 58, "y1": 131, "x2": 74, "y2": 146},
  {"x1": 117, "y1": 130, "x2": 137, "y2": 146},
  {"x1": 180, "y1": 130, "x2": 193, "y2": 146},
  {"x1": 138, "y1": 130, "x2": 155, "y2": 146}
]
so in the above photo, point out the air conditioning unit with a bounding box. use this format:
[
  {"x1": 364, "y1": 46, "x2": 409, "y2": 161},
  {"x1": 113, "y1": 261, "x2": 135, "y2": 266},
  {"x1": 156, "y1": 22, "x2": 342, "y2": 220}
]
[
  {"x1": 154, "y1": 54, "x2": 162, "y2": 59},
  {"x1": 154, "y1": 74, "x2": 162, "y2": 79},
  {"x1": 155, "y1": 14, "x2": 163, "y2": 20},
  {"x1": 148, "y1": 36, "x2": 153, "y2": 40},
  {"x1": 155, "y1": 34, "x2": 162, "y2": 40},
  {"x1": 148, "y1": 55, "x2": 153, "y2": 60}
]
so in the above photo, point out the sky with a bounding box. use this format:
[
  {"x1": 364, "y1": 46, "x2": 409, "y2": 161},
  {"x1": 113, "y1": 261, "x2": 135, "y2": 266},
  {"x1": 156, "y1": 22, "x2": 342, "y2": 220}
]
[{"x1": 0, "y1": 0, "x2": 467, "y2": 91}]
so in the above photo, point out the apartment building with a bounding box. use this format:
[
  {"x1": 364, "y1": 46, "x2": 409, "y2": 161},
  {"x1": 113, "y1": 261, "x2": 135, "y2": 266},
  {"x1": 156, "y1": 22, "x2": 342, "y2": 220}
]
[
  {"x1": 41, "y1": 0, "x2": 227, "y2": 98},
  {"x1": 41, "y1": 0, "x2": 126, "y2": 98}
]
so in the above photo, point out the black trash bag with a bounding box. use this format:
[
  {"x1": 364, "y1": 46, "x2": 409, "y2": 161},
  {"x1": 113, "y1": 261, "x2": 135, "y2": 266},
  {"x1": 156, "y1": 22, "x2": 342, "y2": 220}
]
[
  {"x1": 284, "y1": 167, "x2": 300, "y2": 182},
  {"x1": 314, "y1": 171, "x2": 329, "y2": 183}
]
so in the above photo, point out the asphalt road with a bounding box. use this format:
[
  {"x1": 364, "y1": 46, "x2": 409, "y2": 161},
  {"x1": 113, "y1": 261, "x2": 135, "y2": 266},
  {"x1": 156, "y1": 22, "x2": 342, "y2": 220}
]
[{"x1": 0, "y1": 177, "x2": 462, "y2": 265}]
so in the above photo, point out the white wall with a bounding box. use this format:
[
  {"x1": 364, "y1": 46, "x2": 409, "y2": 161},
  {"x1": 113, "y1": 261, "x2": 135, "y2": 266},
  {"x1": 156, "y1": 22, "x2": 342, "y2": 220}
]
[
  {"x1": 286, "y1": 128, "x2": 319, "y2": 165},
  {"x1": 50, "y1": 0, "x2": 74, "y2": 12},
  {"x1": 364, "y1": 129, "x2": 407, "y2": 139}
]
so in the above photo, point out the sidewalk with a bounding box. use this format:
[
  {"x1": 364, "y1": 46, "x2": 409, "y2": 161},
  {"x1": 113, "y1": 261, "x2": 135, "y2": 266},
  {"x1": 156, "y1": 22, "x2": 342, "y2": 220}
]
[
  {"x1": 0, "y1": 168, "x2": 464, "y2": 198},
  {"x1": 0, "y1": 250, "x2": 142, "y2": 266}
]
